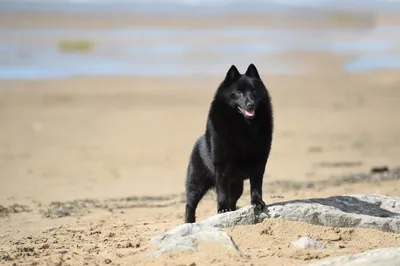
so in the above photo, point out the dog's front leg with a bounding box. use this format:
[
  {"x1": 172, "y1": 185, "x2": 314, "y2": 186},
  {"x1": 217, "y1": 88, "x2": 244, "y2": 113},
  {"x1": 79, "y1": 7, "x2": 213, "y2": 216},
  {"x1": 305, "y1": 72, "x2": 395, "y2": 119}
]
[
  {"x1": 215, "y1": 165, "x2": 231, "y2": 213},
  {"x1": 249, "y1": 164, "x2": 266, "y2": 211}
]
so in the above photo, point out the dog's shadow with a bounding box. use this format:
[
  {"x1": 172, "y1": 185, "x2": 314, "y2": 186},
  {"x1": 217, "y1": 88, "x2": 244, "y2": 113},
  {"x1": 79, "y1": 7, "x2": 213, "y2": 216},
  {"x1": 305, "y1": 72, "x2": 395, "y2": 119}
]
[{"x1": 250, "y1": 195, "x2": 400, "y2": 218}]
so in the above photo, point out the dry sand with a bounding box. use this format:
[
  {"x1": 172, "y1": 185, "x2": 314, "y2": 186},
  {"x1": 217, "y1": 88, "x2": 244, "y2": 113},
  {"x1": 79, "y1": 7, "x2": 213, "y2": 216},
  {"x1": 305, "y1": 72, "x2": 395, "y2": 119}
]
[{"x1": 1, "y1": 11, "x2": 400, "y2": 266}]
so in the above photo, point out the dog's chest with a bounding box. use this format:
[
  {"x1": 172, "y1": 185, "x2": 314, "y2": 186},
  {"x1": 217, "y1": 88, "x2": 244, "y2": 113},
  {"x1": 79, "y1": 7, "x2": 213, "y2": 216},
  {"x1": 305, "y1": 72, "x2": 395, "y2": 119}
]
[{"x1": 223, "y1": 124, "x2": 265, "y2": 158}]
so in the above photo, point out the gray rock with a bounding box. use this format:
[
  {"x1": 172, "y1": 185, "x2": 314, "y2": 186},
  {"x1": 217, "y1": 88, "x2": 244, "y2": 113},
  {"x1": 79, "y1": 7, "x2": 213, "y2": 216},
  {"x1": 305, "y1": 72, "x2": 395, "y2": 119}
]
[
  {"x1": 150, "y1": 194, "x2": 400, "y2": 256},
  {"x1": 348, "y1": 194, "x2": 400, "y2": 213},
  {"x1": 150, "y1": 223, "x2": 245, "y2": 258},
  {"x1": 305, "y1": 247, "x2": 400, "y2": 266},
  {"x1": 266, "y1": 194, "x2": 400, "y2": 233},
  {"x1": 197, "y1": 194, "x2": 400, "y2": 232},
  {"x1": 198, "y1": 204, "x2": 265, "y2": 228},
  {"x1": 291, "y1": 236, "x2": 326, "y2": 249}
]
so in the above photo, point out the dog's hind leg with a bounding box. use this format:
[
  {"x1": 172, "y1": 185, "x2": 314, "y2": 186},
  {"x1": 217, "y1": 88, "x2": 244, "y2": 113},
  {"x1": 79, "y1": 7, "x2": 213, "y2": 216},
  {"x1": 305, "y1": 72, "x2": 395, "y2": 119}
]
[{"x1": 185, "y1": 169, "x2": 212, "y2": 223}]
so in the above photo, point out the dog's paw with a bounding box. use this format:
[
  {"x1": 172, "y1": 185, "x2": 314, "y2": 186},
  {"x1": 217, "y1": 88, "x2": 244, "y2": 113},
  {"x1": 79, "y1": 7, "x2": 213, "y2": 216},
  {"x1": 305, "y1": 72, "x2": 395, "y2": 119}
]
[
  {"x1": 251, "y1": 199, "x2": 266, "y2": 211},
  {"x1": 217, "y1": 208, "x2": 232, "y2": 214}
]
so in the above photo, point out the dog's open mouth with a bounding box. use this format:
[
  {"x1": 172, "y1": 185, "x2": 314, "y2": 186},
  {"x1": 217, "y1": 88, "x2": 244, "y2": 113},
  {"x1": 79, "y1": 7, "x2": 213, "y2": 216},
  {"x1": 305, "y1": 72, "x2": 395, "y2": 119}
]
[{"x1": 238, "y1": 106, "x2": 255, "y2": 118}]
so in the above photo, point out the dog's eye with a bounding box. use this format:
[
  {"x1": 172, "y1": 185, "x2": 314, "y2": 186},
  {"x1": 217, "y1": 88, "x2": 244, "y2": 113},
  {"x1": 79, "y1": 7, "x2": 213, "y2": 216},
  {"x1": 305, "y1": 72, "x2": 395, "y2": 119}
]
[{"x1": 235, "y1": 91, "x2": 242, "y2": 95}]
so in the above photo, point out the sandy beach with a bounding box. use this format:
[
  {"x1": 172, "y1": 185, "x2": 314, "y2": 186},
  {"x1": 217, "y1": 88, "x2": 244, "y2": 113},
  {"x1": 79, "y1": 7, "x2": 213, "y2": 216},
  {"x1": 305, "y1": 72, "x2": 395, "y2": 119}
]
[{"x1": 1, "y1": 6, "x2": 400, "y2": 266}]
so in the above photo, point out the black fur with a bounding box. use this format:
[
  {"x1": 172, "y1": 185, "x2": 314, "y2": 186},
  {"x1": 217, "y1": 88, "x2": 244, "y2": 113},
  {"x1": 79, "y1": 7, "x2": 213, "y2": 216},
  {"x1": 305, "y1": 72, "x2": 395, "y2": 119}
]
[{"x1": 184, "y1": 64, "x2": 274, "y2": 223}]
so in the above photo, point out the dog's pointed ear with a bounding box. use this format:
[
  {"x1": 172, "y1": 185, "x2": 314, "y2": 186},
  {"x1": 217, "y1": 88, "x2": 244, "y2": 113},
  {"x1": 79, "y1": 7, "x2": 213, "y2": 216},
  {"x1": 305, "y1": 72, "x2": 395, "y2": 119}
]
[
  {"x1": 245, "y1": 63, "x2": 260, "y2": 79},
  {"x1": 225, "y1": 65, "x2": 241, "y2": 83}
]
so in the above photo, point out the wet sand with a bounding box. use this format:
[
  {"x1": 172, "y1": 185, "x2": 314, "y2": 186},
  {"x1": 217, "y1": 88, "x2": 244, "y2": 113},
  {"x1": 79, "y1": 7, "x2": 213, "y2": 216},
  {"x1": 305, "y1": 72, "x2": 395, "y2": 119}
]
[{"x1": 1, "y1": 10, "x2": 400, "y2": 266}]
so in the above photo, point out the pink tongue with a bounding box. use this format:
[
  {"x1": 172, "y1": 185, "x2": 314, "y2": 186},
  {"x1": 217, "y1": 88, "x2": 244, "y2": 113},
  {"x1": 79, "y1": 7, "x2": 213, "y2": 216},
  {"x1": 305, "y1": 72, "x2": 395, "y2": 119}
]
[{"x1": 244, "y1": 109, "x2": 255, "y2": 117}]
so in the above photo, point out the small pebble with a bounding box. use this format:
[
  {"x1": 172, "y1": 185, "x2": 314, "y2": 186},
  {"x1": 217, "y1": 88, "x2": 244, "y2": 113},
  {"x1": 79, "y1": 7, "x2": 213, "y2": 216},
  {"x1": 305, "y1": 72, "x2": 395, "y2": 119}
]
[{"x1": 291, "y1": 236, "x2": 326, "y2": 249}]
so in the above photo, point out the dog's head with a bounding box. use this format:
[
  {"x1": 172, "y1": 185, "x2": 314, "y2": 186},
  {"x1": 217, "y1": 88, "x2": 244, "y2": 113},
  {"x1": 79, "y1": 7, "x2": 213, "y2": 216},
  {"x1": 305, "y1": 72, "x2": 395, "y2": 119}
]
[{"x1": 216, "y1": 64, "x2": 265, "y2": 119}]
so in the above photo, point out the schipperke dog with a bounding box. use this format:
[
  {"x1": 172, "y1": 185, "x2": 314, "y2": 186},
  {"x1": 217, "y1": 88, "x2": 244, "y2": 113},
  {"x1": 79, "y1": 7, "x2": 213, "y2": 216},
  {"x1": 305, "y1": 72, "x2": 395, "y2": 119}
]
[{"x1": 184, "y1": 64, "x2": 274, "y2": 223}]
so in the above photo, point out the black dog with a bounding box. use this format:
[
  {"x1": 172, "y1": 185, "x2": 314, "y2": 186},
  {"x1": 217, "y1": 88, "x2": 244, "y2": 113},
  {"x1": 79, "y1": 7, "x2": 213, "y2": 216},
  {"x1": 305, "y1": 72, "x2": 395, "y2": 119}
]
[{"x1": 184, "y1": 63, "x2": 274, "y2": 223}]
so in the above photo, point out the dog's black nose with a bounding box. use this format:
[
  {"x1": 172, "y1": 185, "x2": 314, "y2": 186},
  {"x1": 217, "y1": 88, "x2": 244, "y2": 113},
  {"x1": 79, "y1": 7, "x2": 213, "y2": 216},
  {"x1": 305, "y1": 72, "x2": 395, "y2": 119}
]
[{"x1": 246, "y1": 102, "x2": 255, "y2": 109}]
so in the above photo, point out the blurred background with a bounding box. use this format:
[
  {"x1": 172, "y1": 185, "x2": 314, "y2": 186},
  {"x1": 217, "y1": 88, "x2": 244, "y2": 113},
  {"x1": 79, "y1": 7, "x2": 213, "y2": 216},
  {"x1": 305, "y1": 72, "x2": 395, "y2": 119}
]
[
  {"x1": 1, "y1": 0, "x2": 400, "y2": 79},
  {"x1": 0, "y1": 0, "x2": 399, "y2": 206}
]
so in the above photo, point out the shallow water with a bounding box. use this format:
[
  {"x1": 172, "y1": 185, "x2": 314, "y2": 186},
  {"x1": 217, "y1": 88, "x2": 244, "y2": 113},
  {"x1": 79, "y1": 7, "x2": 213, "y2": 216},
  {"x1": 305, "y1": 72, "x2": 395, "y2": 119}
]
[{"x1": 0, "y1": 21, "x2": 400, "y2": 79}]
